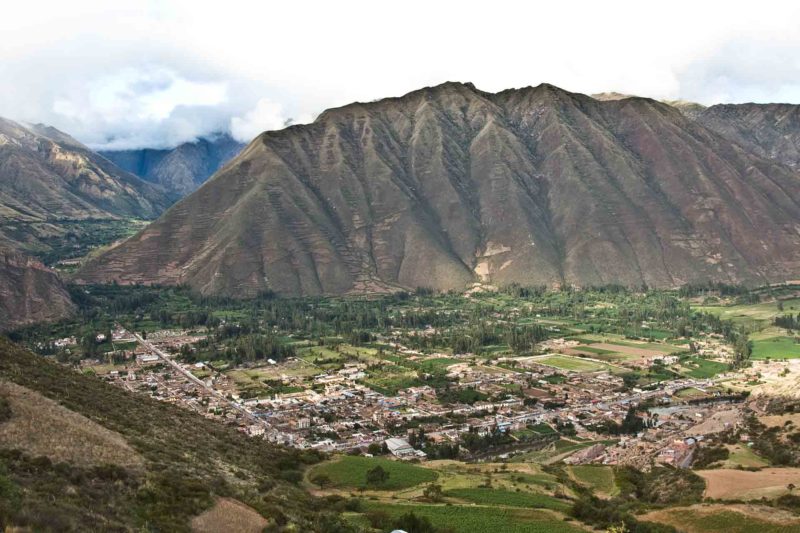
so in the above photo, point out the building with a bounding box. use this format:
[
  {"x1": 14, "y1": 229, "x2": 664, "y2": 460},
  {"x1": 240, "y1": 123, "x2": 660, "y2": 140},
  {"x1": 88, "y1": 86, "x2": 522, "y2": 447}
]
[{"x1": 385, "y1": 437, "x2": 415, "y2": 457}]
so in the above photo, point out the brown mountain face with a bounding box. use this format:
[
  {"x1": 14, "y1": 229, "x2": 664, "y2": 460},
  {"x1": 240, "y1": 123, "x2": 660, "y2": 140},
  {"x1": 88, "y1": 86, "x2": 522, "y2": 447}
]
[
  {"x1": 99, "y1": 134, "x2": 246, "y2": 197},
  {"x1": 0, "y1": 249, "x2": 74, "y2": 332},
  {"x1": 693, "y1": 103, "x2": 800, "y2": 170},
  {"x1": 0, "y1": 118, "x2": 172, "y2": 256},
  {"x1": 75, "y1": 83, "x2": 800, "y2": 296}
]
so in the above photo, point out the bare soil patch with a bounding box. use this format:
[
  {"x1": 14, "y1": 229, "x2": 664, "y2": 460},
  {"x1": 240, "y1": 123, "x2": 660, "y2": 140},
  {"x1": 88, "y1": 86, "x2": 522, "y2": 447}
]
[
  {"x1": 590, "y1": 343, "x2": 663, "y2": 358},
  {"x1": 758, "y1": 412, "x2": 800, "y2": 428},
  {"x1": 697, "y1": 467, "x2": 800, "y2": 499},
  {"x1": 191, "y1": 498, "x2": 268, "y2": 533},
  {"x1": 0, "y1": 380, "x2": 143, "y2": 469}
]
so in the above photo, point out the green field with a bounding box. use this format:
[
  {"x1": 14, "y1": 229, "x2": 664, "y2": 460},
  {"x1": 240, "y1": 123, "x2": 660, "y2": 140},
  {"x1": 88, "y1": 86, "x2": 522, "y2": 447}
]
[
  {"x1": 693, "y1": 298, "x2": 800, "y2": 326},
  {"x1": 721, "y1": 445, "x2": 769, "y2": 468},
  {"x1": 308, "y1": 456, "x2": 437, "y2": 490},
  {"x1": 445, "y1": 487, "x2": 571, "y2": 512},
  {"x1": 751, "y1": 336, "x2": 800, "y2": 359},
  {"x1": 680, "y1": 357, "x2": 730, "y2": 378},
  {"x1": 418, "y1": 357, "x2": 461, "y2": 372},
  {"x1": 568, "y1": 465, "x2": 617, "y2": 496},
  {"x1": 361, "y1": 502, "x2": 584, "y2": 533}
]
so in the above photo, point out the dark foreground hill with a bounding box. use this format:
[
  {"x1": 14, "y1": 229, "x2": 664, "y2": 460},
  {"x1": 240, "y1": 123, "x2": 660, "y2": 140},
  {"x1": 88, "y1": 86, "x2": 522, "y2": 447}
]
[
  {"x1": 0, "y1": 118, "x2": 172, "y2": 259},
  {"x1": 0, "y1": 338, "x2": 343, "y2": 531},
  {"x1": 76, "y1": 83, "x2": 800, "y2": 296},
  {"x1": 100, "y1": 134, "x2": 245, "y2": 197},
  {"x1": 0, "y1": 249, "x2": 74, "y2": 332}
]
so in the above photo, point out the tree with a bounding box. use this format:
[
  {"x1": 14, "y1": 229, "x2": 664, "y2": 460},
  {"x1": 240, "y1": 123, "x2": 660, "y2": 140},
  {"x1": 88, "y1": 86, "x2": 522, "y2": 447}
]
[
  {"x1": 423, "y1": 483, "x2": 444, "y2": 502},
  {"x1": 366, "y1": 465, "x2": 389, "y2": 486},
  {"x1": 310, "y1": 473, "x2": 332, "y2": 489}
]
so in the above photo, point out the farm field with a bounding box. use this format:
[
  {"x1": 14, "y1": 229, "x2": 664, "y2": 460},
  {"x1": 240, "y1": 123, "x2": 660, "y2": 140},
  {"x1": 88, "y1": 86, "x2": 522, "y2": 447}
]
[
  {"x1": 641, "y1": 504, "x2": 800, "y2": 533},
  {"x1": 308, "y1": 456, "x2": 437, "y2": 490},
  {"x1": 693, "y1": 298, "x2": 800, "y2": 326},
  {"x1": 568, "y1": 465, "x2": 618, "y2": 497},
  {"x1": 679, "y1": 356, "x2": 730, "y2": 378},
  {"x1": 359, "y1": 502, "x2": 585, "y2": 533},
  {"x1": 444, "y1": 487, "x2": 571, "y2": 512},
  {"x1": 533, "y1": 354, "x2": 619, "y2": 373},
  {"x1": 751, "y1": 336, "x2": 800, "y2": 359},
  {"x1": 720, "y1": 445, "x2": 769, "y2": 469},
  {"x1": 697, "y1": 467, "x2": 800, "y2": 499}
]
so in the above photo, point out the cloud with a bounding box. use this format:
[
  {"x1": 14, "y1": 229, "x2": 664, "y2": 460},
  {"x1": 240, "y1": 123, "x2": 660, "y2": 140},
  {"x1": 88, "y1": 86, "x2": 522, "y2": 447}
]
[
  {"x1": 2, "y1": 1, "x2": 800, "y2": 149},
  {"x1": 230, "y1": 99, "x2": 290, "y2": 142}
]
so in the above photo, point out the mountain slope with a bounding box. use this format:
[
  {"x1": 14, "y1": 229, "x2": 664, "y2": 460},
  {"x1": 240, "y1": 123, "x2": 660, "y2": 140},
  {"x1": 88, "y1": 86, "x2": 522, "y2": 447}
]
[
  {"x1": 0, "y1": 118, "x2": 172, "y2": 258},
  {"x1": 76, "y1": 83, "x2": 800, "y2": 296},
  {"x1": 693, "y1": 103, "x2": 800, "y2": 170},
  {"x1": 0, "y1": 249, "x2": 74, "y2": 331},
  {"x1": 100, "y1": 134, "x2": 245, "y2": 197},
  {"x1": 0, "y1": 337, "x2": 341, "y2": 531}
]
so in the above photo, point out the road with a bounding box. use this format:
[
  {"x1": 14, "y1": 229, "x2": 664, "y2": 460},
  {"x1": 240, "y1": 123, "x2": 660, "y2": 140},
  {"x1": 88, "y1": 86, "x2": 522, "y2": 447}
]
[{"x1": 127, "y1": 327, "x2": 267, "y2": 426}]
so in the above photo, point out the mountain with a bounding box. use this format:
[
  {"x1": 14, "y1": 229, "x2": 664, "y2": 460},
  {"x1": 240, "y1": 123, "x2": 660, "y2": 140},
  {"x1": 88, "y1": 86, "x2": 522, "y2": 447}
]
[
  {"x1": 0, "y1": 249, "x2": 74, "y2": 331},
  {"x1": 594, "y1": 93, "x2": 708, "y2": 119},
  {"x1": 0, "y1": 337, "x2": 342, "y2": 531},
  {"x1": 0, "y1": 118, "x2": 172, "y2": 258},
  {"x1": 692, "y1": 103, "x2": 800, "y2": 170},
  {"x1": 76, "y1": 82, "x2": 800, "y2": 296},
  {"x1": 100, "y1": 134, "x2": 246, "y2": 197}
]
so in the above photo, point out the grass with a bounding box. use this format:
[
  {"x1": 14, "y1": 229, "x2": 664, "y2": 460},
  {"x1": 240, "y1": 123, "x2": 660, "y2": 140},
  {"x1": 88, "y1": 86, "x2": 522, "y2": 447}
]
[
  {"x1": 646, "y1": 508, "x2": 800, "y2": 533},
  {"x1": 568, "y1": 465, "x2": 617, "y2": 496},
  {"x1": 361, "y1": 502, "x2": 584, "y2": 533},
  {"x1": 751, "y1": 336, "x2": 800, "y2": 359},
  {"x1": 418, "y1": 357, "x2": 461, "y2": 372},
  {"x1": 722, "y1": 445, "x2": 769, "y2": 468},
  {"x1": 680, "y1": 357, "x2": 729, "y2": 378},
  {"x1": 308, "y1": 456, "x2": 437, "y2": 490},
  {"x1": 444, "y1": 487, "x2": 571, "y2": 512}
]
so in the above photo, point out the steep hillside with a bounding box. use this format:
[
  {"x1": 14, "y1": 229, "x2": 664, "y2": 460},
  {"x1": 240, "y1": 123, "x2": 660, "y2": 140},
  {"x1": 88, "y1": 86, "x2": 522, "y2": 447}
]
[
  {"x1": 0, "y1": 338, "x2": 342, "y2": 531},
  {"x1": 0, "y1": 249, "x2": 74, "y2": 332},
  {"x1": 694, "y1": 103, "x2": 800, "y2": 170},
  {"x1": 76, "y1": 83, "x2": 800, "y2": 296},
  {"x1": 100, "y1": 134, "x2": 245, "y2": 197},
  {"x1": 0, "y1": 118, "x2": 171, "y2": 259}
]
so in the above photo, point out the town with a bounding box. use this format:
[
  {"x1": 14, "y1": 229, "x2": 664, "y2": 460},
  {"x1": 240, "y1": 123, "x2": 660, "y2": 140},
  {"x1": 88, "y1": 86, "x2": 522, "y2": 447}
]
[{"x1": 25, "y1": 282, "x2": 797, "y2": 472}]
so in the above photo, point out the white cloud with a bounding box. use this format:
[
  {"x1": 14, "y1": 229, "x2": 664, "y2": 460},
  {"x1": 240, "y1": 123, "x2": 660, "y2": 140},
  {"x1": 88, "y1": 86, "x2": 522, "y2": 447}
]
[
  {"x1": 230, "y1": 99, "x2": 288, "y2": 142},
  {"x1": 2, "y1": 0, "x2": 800, "y2": 148}
]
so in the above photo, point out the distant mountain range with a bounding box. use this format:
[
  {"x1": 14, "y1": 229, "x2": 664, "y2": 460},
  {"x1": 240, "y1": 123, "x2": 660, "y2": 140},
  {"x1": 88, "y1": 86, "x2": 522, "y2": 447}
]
[
  {"x1": 0, "y1": 117, "x2": 174, "y2": 330},
  {"x1": 75, "y1": 82, "x2": 800, "y2": 296},
  {"x1": 100, "y1": 134, "x2": 246, "y2": 197},
  {"x1": 0, "y1": 117, "x2": 172, "y2": 255}
]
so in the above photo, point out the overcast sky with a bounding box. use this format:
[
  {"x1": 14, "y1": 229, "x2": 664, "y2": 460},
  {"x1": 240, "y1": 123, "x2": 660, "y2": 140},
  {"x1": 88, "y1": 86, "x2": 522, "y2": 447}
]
[{"x1": 3, "y1": 0, "x2": 800, "y2": 150}]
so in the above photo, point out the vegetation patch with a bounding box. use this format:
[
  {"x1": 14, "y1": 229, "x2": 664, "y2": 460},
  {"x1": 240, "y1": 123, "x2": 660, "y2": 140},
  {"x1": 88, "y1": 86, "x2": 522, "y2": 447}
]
[
  {"x1": 361, "y1": 501, "x2": 584, "y2": 533},
  {"x1": 190, "y1": 498, "x2": 268, "y2": 533},
  {"x1": 308, "y1": 456, "x2": 437, "y2": 490},
  {"x1": 444, "y1": 487, "x2": 571, "y2": 512}
]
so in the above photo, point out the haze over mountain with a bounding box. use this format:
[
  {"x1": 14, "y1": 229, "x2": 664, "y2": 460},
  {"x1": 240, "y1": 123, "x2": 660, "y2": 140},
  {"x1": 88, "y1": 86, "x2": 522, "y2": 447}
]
[
  {"x1": 0, "y1": 117, "x2": 171, "y2": 257},
  {"x1": 100, "y1": 133, "x2": 246, "y2": 197},
  {"x1": 75, "y1": 82, "x2": 800, "y2": 296}
]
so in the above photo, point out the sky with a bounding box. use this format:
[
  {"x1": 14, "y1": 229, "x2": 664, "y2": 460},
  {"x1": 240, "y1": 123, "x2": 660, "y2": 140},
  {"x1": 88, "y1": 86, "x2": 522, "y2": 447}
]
[{"x1": 3, "y1": 0, "x2": 800, "y2": 150}]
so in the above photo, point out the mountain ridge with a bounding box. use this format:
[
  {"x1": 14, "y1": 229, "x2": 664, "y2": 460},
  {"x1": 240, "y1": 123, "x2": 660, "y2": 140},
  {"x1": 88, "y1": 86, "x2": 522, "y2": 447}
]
[
  {"x1": 75, "y1": 82, "x2": 800, "y2": 296},
  {"x1": 100, "y1": 133, "x2": 246, "y2": 197},
  {"x1": 0, "y1": 117, "x2": 172, "y2": 257}
]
